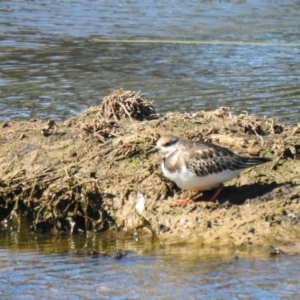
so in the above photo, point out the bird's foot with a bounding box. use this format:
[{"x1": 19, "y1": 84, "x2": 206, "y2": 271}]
[
  {"x1": 170, "y1": 198, "x2": 215, "y2": 208},
  {"x1": 170, "y1": 185, "x2": 224, "y2": 208},
  {"x1": 170, "y1": 191, "x2": 203, "y2": 207},
  {"x1": 193, "y1": 199, "x2": 216, "y2": 207},
  {"x1": 193, "y1": 185, "x2": 224, "y2": 207},
  {"x1": 170, "y1": 197, "x2": 193, "y2": 207}
]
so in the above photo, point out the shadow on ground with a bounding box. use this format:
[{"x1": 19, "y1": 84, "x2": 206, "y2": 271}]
[{"x1": 197, "y1": 182, "x2": 296, "y2": 206}]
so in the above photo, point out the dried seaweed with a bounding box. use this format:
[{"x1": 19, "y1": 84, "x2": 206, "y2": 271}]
[{"x1": 98, "y1": 89, "x2": 159, "y2": 121}]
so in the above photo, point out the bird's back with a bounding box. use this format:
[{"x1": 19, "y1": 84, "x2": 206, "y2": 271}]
[{"x1": 182, "y1": 140, "x2": 271, "y2": 177}]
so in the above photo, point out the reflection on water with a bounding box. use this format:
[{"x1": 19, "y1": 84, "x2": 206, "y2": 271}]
[
  {"x1": 0, "y1": 227, "x2": 299, "y2": 300},
  {"x1": 0, "y1": 0, "x2": 300, "y2": 123}
]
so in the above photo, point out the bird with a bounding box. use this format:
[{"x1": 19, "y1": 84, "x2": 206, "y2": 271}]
[{"x1": 149, "y1": 135, "x2": 271, "y2": 207}]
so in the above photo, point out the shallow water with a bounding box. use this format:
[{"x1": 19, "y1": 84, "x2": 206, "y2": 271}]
[
  {"x1": 0, "y1": 227, "x2": 299, "y2": 300},
  {"x1": 0, "y1": 0, "x2": 300, "y2": 123}
]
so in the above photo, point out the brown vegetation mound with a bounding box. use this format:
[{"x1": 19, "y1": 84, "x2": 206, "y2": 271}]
[
  {"x1": 1, "y1": 90, "x2": 300, "y2": 249},
  {"x1": 99, "y1": 89, "x2": 159, "y2": 121}
]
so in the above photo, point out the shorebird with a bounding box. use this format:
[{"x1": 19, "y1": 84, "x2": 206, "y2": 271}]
[{"x1": 149, "y1": 135, "x2": 271, "y2": 207}]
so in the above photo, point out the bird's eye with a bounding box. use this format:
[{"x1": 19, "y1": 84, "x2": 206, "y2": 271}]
[{"x1": 164, "y1": 139, "x2": 177, "y2": 147}]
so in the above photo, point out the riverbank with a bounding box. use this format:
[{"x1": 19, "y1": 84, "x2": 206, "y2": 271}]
[{"x1": 1, "y1": 90, "x2": 300, "y2": 251}]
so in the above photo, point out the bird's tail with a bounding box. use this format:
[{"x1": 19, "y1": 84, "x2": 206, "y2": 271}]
[{"x1": 241, "y1": 156, "x2": 272, "y2": 168}]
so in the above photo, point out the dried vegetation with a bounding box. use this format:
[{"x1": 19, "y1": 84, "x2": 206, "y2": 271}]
[{"x1": 1, "y1": 90, "x2": 300, "y2": 249}]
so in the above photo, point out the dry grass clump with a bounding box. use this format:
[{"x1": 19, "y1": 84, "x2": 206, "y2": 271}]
[
  {"x1": 64, "y1": 89, "x2": 159, "y2": 141},
  {"x1": 80, "y1": 119, "x2": 119, "y2": 142},
  {"x1": 98, "y1": 89, "x2": 159, "y2": 121}
]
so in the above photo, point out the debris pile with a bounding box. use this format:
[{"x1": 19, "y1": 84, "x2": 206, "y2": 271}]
[{"x1": 99, "y1": 89, "x2": 159, "y2": 121}]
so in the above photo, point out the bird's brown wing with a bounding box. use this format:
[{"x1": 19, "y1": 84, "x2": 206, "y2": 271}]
[{"x1": 184, "y1": 141, "x2": 270, "y2": 177}]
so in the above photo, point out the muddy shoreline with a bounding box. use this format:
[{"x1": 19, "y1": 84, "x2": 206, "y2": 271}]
[{"x1": 1, "y1": 90, "x2": 300, "y2": 252}]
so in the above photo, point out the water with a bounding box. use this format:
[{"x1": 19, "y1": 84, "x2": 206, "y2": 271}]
[
  {"x1": 1, "y1": 0, "x2": 300, "y2": 298},
  {"x1": 0, "y1": 228, "x2": 299, "y2": 300},
  {"x1": 1, "y1": 250, "x2": 299, "y2": 299},
  {"x1": 0, "y1": 0, "x2": 300, "y2": 123}
]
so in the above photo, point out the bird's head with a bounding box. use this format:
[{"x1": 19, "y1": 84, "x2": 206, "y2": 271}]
[{"x1": 147, "y1": 135, "x2": 181, "y2": 158}]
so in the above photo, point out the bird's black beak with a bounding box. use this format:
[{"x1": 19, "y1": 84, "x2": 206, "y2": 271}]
[{"x1": 146, "y1": 146, "x2": 158, "y2": 155}]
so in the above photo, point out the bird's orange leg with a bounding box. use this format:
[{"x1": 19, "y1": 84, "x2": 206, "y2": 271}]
[
  {"x1": 170, "y1": 191, "x2": 203, "y2": 207},
  {"x1": 194, "y1": 184, "x2": 224, "y2": 205},
  {"x1": 171, "y1": 184, "x2": 225, "y2": 207}
]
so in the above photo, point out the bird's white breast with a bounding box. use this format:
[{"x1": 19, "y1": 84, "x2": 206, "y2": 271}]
[{"x1": 161, "y1": 161, "x2": 243, "y2": 191}]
